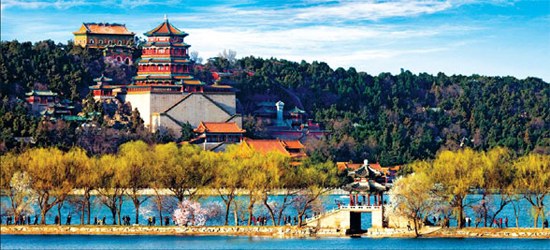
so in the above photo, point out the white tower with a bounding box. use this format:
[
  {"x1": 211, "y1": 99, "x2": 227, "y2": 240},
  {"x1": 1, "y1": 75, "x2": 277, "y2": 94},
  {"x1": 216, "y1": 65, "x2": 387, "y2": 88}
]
[{"x1": 276, "y1": 100, "x2": 284, "y2": 126}]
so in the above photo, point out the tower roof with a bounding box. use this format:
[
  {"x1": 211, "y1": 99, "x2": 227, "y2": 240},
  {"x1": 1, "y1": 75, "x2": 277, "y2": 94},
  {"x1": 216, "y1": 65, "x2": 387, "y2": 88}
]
[
  {"x1": 144, "y1": 19, "x2": 188, "y2": 37},
  {"x1": 93, "y1": 74, "x2": 113, "y2": 83}
]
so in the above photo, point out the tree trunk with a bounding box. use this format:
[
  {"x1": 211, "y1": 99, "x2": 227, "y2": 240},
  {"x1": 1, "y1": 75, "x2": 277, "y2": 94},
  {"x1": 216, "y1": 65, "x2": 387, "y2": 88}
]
[
  {"x1": 111, "y1": 208, "x2": 117, "y2": 225},
  {"x1": 40, "y1": 209, "x2": 47, "y2": 225},
  {"x1": 233, "y1": 205, "x2": 239, "y2": 226},
  {"x1": 413, "y1": 217, "x2": 419, "y2": 237},
  {"x1": 84, "y1": 190, "x2": 91, "y2": 225},
  {"x1": 534, "y1": 209, "x2": 539, "y2": 228},
  {"x1": 276, "y1": 194, "x2": 291, "y2": 225},
  {"x1": 457, "y1": 198, "x2": 464, "y2": 228},
  {"x1": 247, "y1": 195, "x2": 254, "y2": 226},
  {"x1": 224, "y1": 199, "x2": 231, "y2": 226},
  {"x1": 156, "y1": 195, "x2": 163, "y2": 226},
  {"x1": 80, "y1": 203, "x2": 85, "y2": 225},
  {"x1": 263, "y1": 196, "x2": 277, "y2": 226},
  {"x1": 117, "y1": 194, "x2": 123, "y2": 225},
  {"x1": 134, "y1": 201, "x2": 140, "y2": 225},
  {"x1": 57, "y1": 203, "x2": 62, "y2": 225}
]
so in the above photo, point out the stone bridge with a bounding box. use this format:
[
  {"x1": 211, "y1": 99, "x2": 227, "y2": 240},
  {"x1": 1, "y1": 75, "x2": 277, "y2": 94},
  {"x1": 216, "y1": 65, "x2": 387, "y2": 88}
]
[{"x1": 304, "y1": 205, "x2": 384, "y2": 235}]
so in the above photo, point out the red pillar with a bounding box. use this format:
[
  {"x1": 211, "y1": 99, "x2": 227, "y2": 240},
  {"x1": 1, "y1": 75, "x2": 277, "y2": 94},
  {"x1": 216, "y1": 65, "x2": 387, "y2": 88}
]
[{"x1": 349, "y1": 193, "x2": 353, "y2": 206}]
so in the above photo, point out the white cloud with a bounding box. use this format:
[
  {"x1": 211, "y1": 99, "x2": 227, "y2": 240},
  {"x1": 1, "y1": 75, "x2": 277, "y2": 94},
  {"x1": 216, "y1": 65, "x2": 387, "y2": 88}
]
[{"x1": 0, "y1": 0, "x2": 183, "y2": 10}]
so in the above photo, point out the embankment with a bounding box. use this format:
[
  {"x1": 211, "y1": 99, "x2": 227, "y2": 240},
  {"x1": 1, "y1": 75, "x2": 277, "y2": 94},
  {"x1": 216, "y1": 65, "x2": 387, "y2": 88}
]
[{"x1": 1, "y1": 225, "x2": 549, "y2": 239}]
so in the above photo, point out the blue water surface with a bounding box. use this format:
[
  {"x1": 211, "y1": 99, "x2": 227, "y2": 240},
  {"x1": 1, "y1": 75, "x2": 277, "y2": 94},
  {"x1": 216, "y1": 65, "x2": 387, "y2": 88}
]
[{"x1": 1, "y1": 234, "x2": 549, "y2": 250}]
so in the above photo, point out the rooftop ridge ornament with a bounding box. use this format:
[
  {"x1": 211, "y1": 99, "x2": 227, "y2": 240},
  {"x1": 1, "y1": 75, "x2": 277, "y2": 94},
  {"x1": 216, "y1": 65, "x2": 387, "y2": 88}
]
[{"x1": 164, "y1": 14, "x2": 167, "y2": 21}]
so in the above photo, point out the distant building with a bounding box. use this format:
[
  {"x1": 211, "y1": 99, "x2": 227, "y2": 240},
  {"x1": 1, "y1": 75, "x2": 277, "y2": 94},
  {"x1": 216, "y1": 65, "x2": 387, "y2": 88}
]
[
  {"x1": 26, "y1": 90, "x2": 58, "y2": 114},
  {"x1": 73, "y1": 22, "x2": 135, "y2": 64},
  {"x1": 243, "y1": 138, "x2": 307, "y2": 163},
  {"x1": 253, "y1": 100, "x2": 328, "y2": 141},
  {"x1": 25, "y1": 90, "x2": 83, "y2": 121},
  {"x1": 73, "y1": 22, "x2": 135, "y2": 48},
  {"x1": 89, "y1": 74, "x2": 118, "y2": 101},
  {"x1": 191, "y1": 121, "x2": 245, "y2": 151}
]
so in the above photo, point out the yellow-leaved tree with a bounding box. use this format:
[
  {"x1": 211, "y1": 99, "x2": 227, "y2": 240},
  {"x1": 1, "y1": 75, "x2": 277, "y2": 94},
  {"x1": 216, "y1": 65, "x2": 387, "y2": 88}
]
[
  {"x1": 118, "y1": 141, "x2": 153, "y2": 224},
  {"x1": 387, "y1": 161, "x2": 440, "y2": 236},
  {"x1": 513, "y1": 153, "x2": 550, "y2": 228},
  {"x1": 96, "y1": 154, "x2": 124, "y2": 225},
  {"x1": 422, "y1": 148, "x2": 484, "y2": 228},
  {"x1": 479, "y1": 147, "x2": 514, "y2": 227},
  {"x1": 22, "y1": 147, "x2": 75, "y2": 224}
]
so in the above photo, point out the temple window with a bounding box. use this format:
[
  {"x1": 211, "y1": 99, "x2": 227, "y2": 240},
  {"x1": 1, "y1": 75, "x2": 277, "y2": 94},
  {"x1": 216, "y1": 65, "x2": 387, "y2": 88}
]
[
  {"x1": 89, "y1": 39, "x2": 95, "y2": 44},
  {"x1": 118, "y1": 40, "x2": 122, "y2": 45},
  {"x1": 125, "y1": 58, "x2": 131, "y2": 64},
  {"x1": 99, "y1": 40, "x2": 104, "y2": 45}
]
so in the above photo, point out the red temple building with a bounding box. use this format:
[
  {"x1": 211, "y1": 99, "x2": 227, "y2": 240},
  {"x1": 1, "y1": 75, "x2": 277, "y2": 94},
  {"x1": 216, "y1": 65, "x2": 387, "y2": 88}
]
[
  {"x1": 73, "y1": 23, "x2": 135, "y2": 64},
  {"x1": 89, "y1": 74, "x2": 118, "y2": 101},
  {"x1": 191, "y1": 122, "x2": 245, "y2": 151},
  {"x1": 132, "y1": 18, "x2": 203, "y2": 93},
  {"x1": 88, "y1": 18, "x2": 242, "y2": 137}
]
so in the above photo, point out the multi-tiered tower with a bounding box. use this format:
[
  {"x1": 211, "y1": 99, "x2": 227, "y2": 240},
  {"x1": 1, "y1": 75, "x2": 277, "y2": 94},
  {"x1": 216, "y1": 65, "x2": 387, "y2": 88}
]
[
  {"x1": 132, "y1": 18, "x2": 204, "y2": 93},
  {"x1": 119, "y1": 18, "x2": 241, "y2": 136}
]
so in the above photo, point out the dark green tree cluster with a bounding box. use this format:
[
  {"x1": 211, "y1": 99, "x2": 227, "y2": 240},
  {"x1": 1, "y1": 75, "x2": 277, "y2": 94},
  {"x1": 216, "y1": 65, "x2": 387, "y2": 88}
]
[
  {"x1": 201, "y1": 57, "x2": 549, "y2": 165},
  {"x1": 0, "y1": 40, "x2": 144, "y2": 153}
]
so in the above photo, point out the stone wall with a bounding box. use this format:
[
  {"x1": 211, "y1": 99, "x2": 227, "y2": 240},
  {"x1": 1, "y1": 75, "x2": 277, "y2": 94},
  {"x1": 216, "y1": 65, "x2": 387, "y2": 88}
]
[{"x1": 122, "y1": 92, "x2": 241, "y2": 136}]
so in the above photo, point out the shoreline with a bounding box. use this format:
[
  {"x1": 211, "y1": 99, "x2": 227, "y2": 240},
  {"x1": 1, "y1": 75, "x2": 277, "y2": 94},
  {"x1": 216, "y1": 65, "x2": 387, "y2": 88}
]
[{"x1": 1, "y1": 225, "x2": 549, "y2": 239}]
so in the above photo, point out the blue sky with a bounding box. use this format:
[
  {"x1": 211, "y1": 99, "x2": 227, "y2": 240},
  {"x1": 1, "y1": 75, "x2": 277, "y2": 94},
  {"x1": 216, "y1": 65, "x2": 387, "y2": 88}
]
[{"x1": 1, "y1": 0, "x2": 549, "y2": 81}]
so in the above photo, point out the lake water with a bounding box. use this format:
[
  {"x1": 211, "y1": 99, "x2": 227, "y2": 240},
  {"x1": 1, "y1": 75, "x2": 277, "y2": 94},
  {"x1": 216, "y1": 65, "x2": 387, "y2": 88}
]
[
  {"x1": 1, "y1": 234, "x2": 549, "y2": 250},
  {"x1": 1, "y1": 194, "x2": 549, "y2": 228}
]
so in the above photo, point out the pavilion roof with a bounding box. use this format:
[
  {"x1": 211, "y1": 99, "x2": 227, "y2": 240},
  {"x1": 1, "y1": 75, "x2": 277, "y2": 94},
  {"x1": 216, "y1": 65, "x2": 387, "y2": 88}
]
[
  {"x1": 74, "y1": 23, "x2": 134, "y2": 35},
  {"x1": 289, "y1": 106, "x2": 306, "y2": 114},
  {"x1": 144, "y1": 19, "x2": 187, "y2": 37},
  {"x1": 194, "y1": 121, "x2": 245, "y2": 134},
  {"x1": 93, "y1": 74, "x2": 113, "y2": 83},
  {"x1": 26, "y1": 90, "x2": 57, "y2": 96}
]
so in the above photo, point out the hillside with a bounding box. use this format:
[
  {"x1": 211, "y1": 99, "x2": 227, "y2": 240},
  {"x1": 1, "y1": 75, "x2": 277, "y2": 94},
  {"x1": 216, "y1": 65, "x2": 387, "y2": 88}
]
[{"x1": 1, "y1": 41, "x2": 548, "y2": 164}]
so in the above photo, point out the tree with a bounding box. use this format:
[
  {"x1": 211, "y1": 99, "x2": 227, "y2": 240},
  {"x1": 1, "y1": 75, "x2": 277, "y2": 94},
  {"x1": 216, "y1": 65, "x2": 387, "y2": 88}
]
[
  {"x1": 71, "y1": 148, "x2": 99, "y2": 225},
  {"x1": 258, "y1": 152, "x2": 291, "y2": 225},
  {"x1": 179, "y1": 122, "x2": 195, "y2": 142},
  {"x1": 386, "y1": 168, "x2": 441, "y2": 236},
  {"x1": 118, "y1": 141, "x2": 153, "y2": 224},
  {"x1": 478, "y1": 147, "x2": 514, "y2": 227},
  {"x1": 420, "y1": 148, "x2": 484, "y2": 228},
  {"x1": 172, "y1": 199, "x2": 211, "y2": 226},
  {"x1": 189, "y1": 51, "x2": 203, "y2": 64},
  {"x1": 513, "y1": 153, "x2": 550, "y2": 228},
  {"x1": 293, "y1": 160, "x2": 339, "y2": 226},
  {"x1": 21, "y1": 147, "x2": 75, "y2": 224},
  {"x1": 211, "y1": 145, "x2": 244, "y2": 225},
  {"x1": 96, "y1": 154, "x2": 125, "y2": 225},
  {"x1": 6, "y1": 171, "x2": 36, "y2": 222}
]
